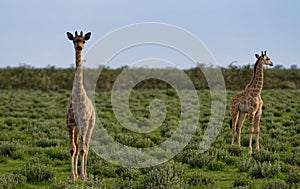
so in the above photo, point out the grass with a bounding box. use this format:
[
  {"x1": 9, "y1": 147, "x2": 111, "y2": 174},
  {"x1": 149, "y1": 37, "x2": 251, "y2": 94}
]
[{"x1": 0, "y1": 89, "x2": 299, "y2": 188}]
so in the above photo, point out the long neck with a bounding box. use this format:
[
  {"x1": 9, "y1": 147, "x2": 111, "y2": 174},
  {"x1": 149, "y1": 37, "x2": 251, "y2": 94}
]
[
  {"x1": 73, "y1": 49, "x2": 86, "y2": 96},
  {"x1": 246, "y1": 60, "x2": 264, "y2": 95}
]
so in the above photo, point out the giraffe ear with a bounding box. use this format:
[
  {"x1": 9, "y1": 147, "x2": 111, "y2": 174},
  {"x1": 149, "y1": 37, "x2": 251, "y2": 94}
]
[
  {"x1": 67, "y1": 32, "x2": 74, "y2": 40},
  {"x1": 255, "y1": 54, "x2": 260, "y2": 59},
  {"x1": 84, "y1": 32, "x2": 91, "y2": 41}
]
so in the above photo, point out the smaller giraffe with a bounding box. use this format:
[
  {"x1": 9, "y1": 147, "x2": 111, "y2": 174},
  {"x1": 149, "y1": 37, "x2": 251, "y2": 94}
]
[
  {"x1": 66, "y1": 31, "x2": 95, "y2": 181},
  {"x1": 230, "y1": 51, "x2": 273, "y2": 154}
]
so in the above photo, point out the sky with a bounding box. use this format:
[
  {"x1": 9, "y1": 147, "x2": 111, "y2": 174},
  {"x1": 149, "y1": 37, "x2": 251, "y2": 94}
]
[{"x1": 1, "y1": 0, "x2": 300, "y2": 69}]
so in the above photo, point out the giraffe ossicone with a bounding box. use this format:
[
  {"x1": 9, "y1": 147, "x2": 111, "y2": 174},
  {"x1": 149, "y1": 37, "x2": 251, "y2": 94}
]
[
  {"x1": 230, "y1": 51, "x2": 273, "y2": 154},
  {"x1": 66, "y1": 31, "x2": 95, "y2": 181}
]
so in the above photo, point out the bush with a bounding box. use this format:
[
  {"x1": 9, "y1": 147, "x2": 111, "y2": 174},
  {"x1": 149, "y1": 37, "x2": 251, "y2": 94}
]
[
  {"x1": 14, "y1": 163, "x2": 55, "y2": 183},
  {"x1": 35, "y1": 138, "x2": 60, "y2": 147},
  {"x1": 232, "y1": 176, "x2": 254, "y2": 189},
  {"x1": 262, "y1": 179, "x2": 288, "y2": 189},
  {"x1": 250, "y1": 161, "x2": 281, "y2": 178},
  {"x1": 113, "y1": 178, "x2": 141, "y2": 189},
  {"x1": 285, "y1": 147, "x2": 300, "y2": 166},
  {"x1": 228, "y1": 145, "x2": 242, "y2": 156},
  {"x1": 45, "y1": 147, "x2": 69, "y2": 160},
  {"x1": 252, "y1": 149, "x2": 280, "y2": 162},
  {"x1": 175, "y1": 149, "x2": 197, "y2": 164},
  {"x1": 285, "y1": 169, "x2": 300, "y2": 184},
  {"x1": 115, "y1": 167, "x2": 140, "y2": 180},
  {"x1": 186, "y1": 172, "x2": 215, "y2": 186},
  {"x1": 207, "y1": 160, "x2": 226, "y2": 171},
  {"x1": 0, "y1": 142, "x2": 16, "y2": 157},
  {"x1": 188, "y1": 153, "x2": 213, "y2": 168},
  {"x1": 142, "y1": 161, "x2": 185, "y2": 189},
  {"x1": 0, "y1": 173, "x2": 27, "y2": 189},
  {"x1": 238, "y1": 157, "x2": 253, "y2": 172},
  {"x1": 51, "y1": 175, "x2": 105, "y2": 189}
]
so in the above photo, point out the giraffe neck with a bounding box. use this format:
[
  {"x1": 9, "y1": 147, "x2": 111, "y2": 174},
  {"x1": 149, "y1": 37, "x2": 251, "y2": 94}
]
[
  {"x1": 246, "y1": 60, "x2": 264, "y2": 96},
  {"x1": 72, "y1": 49, "x2": 87, "y2": 99}
]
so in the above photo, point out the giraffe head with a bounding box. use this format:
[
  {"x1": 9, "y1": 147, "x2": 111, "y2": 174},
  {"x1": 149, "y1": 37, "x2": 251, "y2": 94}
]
[
  {"x1": 255, "y1": 51, "x2": 273, "y2": 66},
  {"x1": 67, "y1": 31, "x2": 91, "y2": 50}
]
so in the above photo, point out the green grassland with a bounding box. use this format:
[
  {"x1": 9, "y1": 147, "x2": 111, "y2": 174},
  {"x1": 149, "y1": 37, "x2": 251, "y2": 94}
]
[{"x1": 0, "y1": 89, "x2": 299, "y2": 188}]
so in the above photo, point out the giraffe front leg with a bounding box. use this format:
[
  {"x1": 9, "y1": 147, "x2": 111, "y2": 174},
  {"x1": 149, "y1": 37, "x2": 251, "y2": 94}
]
[
  {"x1": 68, "y1": 127, "x2": 78, "y2": 181},
  {"x1": 73, "y1": 129, "x2": 79, "y2": 180},
  {"x1": 255, "y1": 106, "x2": 262, "y2": 152},
  {"x1": 79, "y1": 140, "x2": 88, "y2": 181},
  {"x1": 248, "y1": 113, "x2": 255, "y2": 154}
]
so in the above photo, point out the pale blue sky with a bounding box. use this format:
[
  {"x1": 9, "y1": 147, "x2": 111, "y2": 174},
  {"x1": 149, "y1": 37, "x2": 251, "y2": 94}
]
[{"x1": 1, "y1": 0, "x2": 299, "y2": 68}]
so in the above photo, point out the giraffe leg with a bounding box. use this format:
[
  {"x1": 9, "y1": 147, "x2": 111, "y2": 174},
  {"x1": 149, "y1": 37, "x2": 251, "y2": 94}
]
[
  {"x1": 68, "y1": 127, "x2": 78, "y2": 181},
  {"x1": 73, "y1": 128, "x2": 79, "y2": 180},
  {"x1": 79, "y1": 137, "x2": 88, "y2": 181},
  {"x1": 231, "y1": 111, "x2": 239, "y2": 145},
  {"x1": 248, "y1": 113, "x2": 255, "y2": 154},
  {"x1": 255, "y1": 106, "x2": 262, "y2": 151},
  {"x1": 83, "y1": 114, "x2": 95, "y2": 179},
  {"x1": 236, "y1": 113, "x2": 246, "y2": 147}
]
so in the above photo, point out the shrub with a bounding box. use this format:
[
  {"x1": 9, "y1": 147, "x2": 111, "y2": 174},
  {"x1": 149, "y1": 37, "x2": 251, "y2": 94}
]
[
  {"x1": 252, "y1": 149, "x2": 280, "y2": 162},
  {"x1": 228, "y1": 145, "x2": 242, "y2": 156},
  {"x1": 238, "y1": 157, "x2": 253, "y2": 172},
  {"x1": 113, "y1": 178, "x2": 141, "y2": 189},
  {"x1": 51, "y1": 175, "x2": 105, "y2": 189},
  {"x1": 224, "y1": 155, "x2": 238, "y2": 165},
  {"x1": 87, "y1": 162, "x2": 117, "y2": 178},
  {"x1": 11, "y1": 148, "x2": 27, "y2": 160},
  {"x1": 250, "y1": 161, "x2": 281, "y2": 178},
  {"x1": 0, "y1": 173, "x2": 27, "y2": 189},
  {"x1": 290, "y1": 183, "x2": 300, "y2": 189},
  {"x1": 285, "y1": 147, "x2": 300, "y2": 166},
  {"x1": 216, "y1": 149, "x2": 230, "y2": 161},
  {"x1": 207, "y1": 160, "x2": 226, "y2": 171},
  {"x1": 35, "y1": 138, "x2": 59, "y2": 147},
  {"x1": 45, "y1": 147, "x2": 69, "y2": 160},
  {"x1": 14, "y1": 163, "x2": 55, "y2": 183},
  {"x1": 175, "y1": 149, "x2": 197, "y2": 164},
  {"x1": 285, "y1": 169, "x2": 300, "y2": 184},
  {"x1": 188, "y1": 153, "x2": 213, "y2": 168},
  {"x1": 142, "y1": 161, "x2": 185, "y2": 189},
  {"x1": 262, "y1": 179, "x2": 288, "y2": 189},
  {"x1": 186, "y1": 172, "x2": 215, "y2": 186},
  {"x1": 0, "y1": 142, "x2": 16, "y2": 157},
  {"x1": 166, "y1": 89, "x2": 176, "y2": 97},
  {"x1": 115, "y1": 167, "x2": 140, "y2": 180},
  {"x1": 232, "y1": 176, "x2": 254, "y2": 189}
]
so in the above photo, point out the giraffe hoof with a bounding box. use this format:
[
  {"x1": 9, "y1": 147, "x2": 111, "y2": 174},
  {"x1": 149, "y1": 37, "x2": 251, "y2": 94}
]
[
  {"x1": 80, "y1": 174, "x2": 87, "y2": 181},
  {"x1": 248, "y1": 147, "x2": 253, "y2": 154},
  {"x1": 70, "y1": 174, "x2": 78, "y2": 182}
]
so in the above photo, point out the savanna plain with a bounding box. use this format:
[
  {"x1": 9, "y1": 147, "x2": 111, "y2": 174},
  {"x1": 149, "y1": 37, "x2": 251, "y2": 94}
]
[{"x1": 0, "y1": 67, "x2": 299, "y2": 189}]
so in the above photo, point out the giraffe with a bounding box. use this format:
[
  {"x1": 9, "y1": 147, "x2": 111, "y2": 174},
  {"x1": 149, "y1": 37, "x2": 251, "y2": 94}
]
[
  {"x1": 230, "y1": 51, "x2": 273, "y2": 154},
  {"x1": 66, "y1": 31, "x2": 95, "y2": 181}
]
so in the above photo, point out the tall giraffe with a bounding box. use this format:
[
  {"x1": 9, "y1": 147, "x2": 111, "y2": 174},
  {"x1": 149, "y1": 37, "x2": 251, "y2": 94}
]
[
  {"x1": 230, "y1": 51, "x2": 273, "y2": 154},
  {"x1": 66, "y1": 31, "x2": 95, "y2": 181}
]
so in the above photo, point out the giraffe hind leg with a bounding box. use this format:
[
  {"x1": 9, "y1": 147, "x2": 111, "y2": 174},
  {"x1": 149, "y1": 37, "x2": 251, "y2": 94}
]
[
  {"x1": 231, "y1": 111, "x2": 239, "y2": 145},
  {"x1": 236, "y1": 113, "x2": 246, "y2": 147}
]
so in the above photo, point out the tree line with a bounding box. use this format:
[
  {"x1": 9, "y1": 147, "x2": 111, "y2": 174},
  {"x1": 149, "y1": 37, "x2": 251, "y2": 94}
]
[{"x1": 0, "y1": 65, "x2": 299, "y2": 91}]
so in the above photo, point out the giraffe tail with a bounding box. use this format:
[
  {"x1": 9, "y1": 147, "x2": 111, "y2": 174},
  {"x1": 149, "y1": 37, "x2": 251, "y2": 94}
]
[{"x1": 229, "y1": 119, "x2": 232, "y2": 129}]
